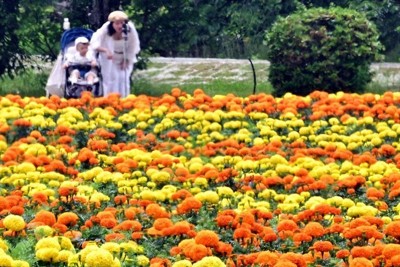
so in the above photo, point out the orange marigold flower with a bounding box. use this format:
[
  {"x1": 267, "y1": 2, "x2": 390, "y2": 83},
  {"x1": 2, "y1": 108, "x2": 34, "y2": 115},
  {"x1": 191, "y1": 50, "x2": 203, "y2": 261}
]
[
  {"x1": 149, "y1": 257, "x2": 171, "y2": 267},
  {"x1": 186, "y1": 243, "x2": 210, "y2": 262},
  {"x1": 391, "y1": 255, "x2": 400, "y2": 266},
  {"x1": 233, "y1": 211, "x2": 256, "y2": 227},
  {"x1": 349, "y1": 218, "x2": 370, "y2": 228},
  {"x1": 113, "y1": 220, "x2": 142, "y2": 232},
  {"x1": 9, "y1": 206, "x2": 24, "y2": 215},
  {"x1": 336, "y1": 249, "x2": 350, "y2": 259},
  {"x1": 277, "y1": 219, "x2": 299, "y2": 232},
  {"x1": 349, "y1": 257, "x2": 373, "y2": 267},
  {"x1": 131, "y1": 231, "x2": 142, "y2": 240},
  {"x1": 52, "y1": 223, "x2": 68, "y2": 233},
  {"x1": 169, "y1": 246, "x2": 182, "y2": 256},
  {"x1": 58, "y1": 186, "x2": 78, "y2": 197},
  {"x1": 195, "y1": 230, "x2": 220, "y2": 248},
  {"x1": 216, "y1": 215, "x2": 234, "y2": 228},
  {"x1": 124, "y1": 207, "x2": 137, "y2": 220},
  {"x1": 176, "y1": 197, "x2": 202, "y2": 214},
  {"x1": 303, "y1": 222, "x2": 325, "y2": 238},
  {"x1": 58, "y1": 135, "x2": 73, "y2": 144},
  {"x1": 215, "y1": 241, "x2": 233, "y2": 256},
  {"x1": 382, "y1": 244, "x2": 400, "y2": 260},
  {"x1": 96, "y1": 211, "x2": 115, "y2": 220},
  {"x1": 233, "y1": 227, "x2": 252, "y2": 240},
  {"x1": 351, "y1": 246, "x2": 374, "y2": 259},
  {"x1": 13, "y1": 119, "x2": 32, "y2": 127},
  {"x1": 343, "y1": 228, "x2": 363, "y2": 240},
  {"x1": 366, "y1": 187, "x2": 385, "y2": 200},
  {"x1": 254, "y1": 251, "x2": 279, "y2": 267},
  {"x1": 171, "y1": 221, "x2": 194, "y2": 236},
  {"x1": 328, "y1": 223, "x2": 344, "y2": 234},
  {"x1": 261, "y1": 227, "x2": 278, "y2": 243},
  {"x1": 105, "y1": 233, "x2": 125, "y2": 242},
  {"x1": 32, "y1": 192, "x2": 49, "y2": 205},
  {"x1": 274, "y1": 260, "x2": 297, "y2": 267},
  {"x1": 57, "y1": 212, "x2": 79, "y2": 227},
  {"x1": 384, "y1": 221, "x2": 400, "y2": 240},
  {"x1": 313, "y1": 240, "x2": 334, "y2": 253},
  {"x1": 100, "y1": 218, "x2": 118, "y2": 229},
  {"x1": 280, "y1": 252, "x2": 307, "y2": 267},
  {"x1": 154, "y1": 218, "x2": 174, "y2": 231},
  {"x1": 31, "y1": 210, "x2": 56, "y2": 226},
  {"x1": 114, "y1": 195, "x2": 127, "y2": 205},
  {"x1": 293, "y1": 232, "x2": 312, "y2": 245},
  {"x1": 146, "y1": 203, "x2": 170, "y2": 219}
]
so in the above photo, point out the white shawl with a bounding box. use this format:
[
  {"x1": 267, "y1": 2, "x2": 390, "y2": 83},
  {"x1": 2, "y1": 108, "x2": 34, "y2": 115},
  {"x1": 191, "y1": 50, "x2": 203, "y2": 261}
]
[{"x1": 90, "y1": 21, "x2": 140, "y2": 97}]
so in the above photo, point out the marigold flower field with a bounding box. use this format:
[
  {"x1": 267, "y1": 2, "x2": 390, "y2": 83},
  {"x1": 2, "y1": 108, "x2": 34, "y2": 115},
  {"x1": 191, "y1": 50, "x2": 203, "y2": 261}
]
[{"x1": 1, "y1": 89, "x2": 400, "y2": 266}]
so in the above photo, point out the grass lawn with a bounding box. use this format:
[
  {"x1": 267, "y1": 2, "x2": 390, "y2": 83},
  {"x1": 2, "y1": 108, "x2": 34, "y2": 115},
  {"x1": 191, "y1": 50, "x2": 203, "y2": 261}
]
[{"x1": 0, "y1": 58, "x2": 399, "y2": 97}]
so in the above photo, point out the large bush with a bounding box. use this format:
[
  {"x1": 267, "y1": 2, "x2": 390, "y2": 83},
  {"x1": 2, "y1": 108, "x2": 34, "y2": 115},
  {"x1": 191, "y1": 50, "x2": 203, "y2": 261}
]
[{"x1": 265, "y1": 7, "x2": 383, "y2": 96}]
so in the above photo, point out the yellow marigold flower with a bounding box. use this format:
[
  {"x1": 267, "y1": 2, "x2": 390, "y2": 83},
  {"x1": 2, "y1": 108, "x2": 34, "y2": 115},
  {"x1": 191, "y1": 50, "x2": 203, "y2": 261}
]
[
  {"x1": 79, "y1": 244, "x2": 99, "y2": 263},
  {"x1": 85, "y1": 248, "x2": 115, "y2": 267},
  {"x1": 15, "y1": 162, "x2": 36, "y2": 173},
  {"x1": 140, "y1": 190, "x2": 157, "y2": 201},
  {"x1": 136, "y1": 255, "x2": 149, "y2": 266},
  {"x1": 217, "y1": 186, "x2": 234, "y2": 197},
  {"x1": 101, "y1": 242, "x2": 120, "y2": 254},
  {"x1": 67, "y1": 253, "x2": 80, "y2": 265},
  {"x1": 192, "y1": 256, "x2": 226, "y2": 267},
  {"x1": 34, "y1": 226, "x2": 54, "y2": 239},
  {"x1": 193, "y1": 177, "x2": 208, "y2": 187},
  {"x1": 54, "y1": 250, "x2": 74, "y2": 263},
  {"x1": 172, "y1": 260, "x2": 192, "y2": 267},
  {"x1": 0, "y1": 239, "x2": 8, "y2": 252},
  {"x1": 119, "y1": 241, "x2": 139, "y2": 253},
  {"x1": 0, "y1": 141, "x2": 7, "y2": 152},
  {"x1": 3, "y1": 215, "x2": 25, "y2": 232},
  {"x1": 36, "y1": 248, "x2": 59, "y2": 262},
  {"x1": 35, "y1": 237, "x2": 61, "y2": 251},
  {"x1": 0, "y1": 253, "x2": 13, "y2": 267},
  {"x1": 11, "y1": 260, "x2": 30, "y2": 267},
  {"x1": 57, "y1": 237, "x2": 74, "y2": 251},
  {"x1": 89, "y1": 192, "x2": 110, "y2": 203},
  {"x1": 195, "y1": 191, "x2": 219, "y2": 204},
  {"x1": 150, "y1": 171, "x2": 171, "y2": 184}
]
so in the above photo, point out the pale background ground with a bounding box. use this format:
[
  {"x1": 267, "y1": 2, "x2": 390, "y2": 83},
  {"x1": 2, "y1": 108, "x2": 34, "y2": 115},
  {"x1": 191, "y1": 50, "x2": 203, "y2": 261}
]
[{"x1": 134, "y1": 57, "x2": 400, "y2": 90}]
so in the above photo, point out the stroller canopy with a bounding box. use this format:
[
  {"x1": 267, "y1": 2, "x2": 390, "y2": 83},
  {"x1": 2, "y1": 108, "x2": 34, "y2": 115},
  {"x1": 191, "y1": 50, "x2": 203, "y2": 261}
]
[{"x1": 60, "y1": 28, "x2": 94, "y2": 52}]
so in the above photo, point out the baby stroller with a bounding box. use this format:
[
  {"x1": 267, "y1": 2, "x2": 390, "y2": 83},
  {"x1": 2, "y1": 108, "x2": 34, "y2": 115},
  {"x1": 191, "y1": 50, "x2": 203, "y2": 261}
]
[
  {"x1": 61, "y1": 28, "x2": 103, "y2": 98},
  {"x1": 45, "y1": 28, "x2": 103, "y2": 98}
]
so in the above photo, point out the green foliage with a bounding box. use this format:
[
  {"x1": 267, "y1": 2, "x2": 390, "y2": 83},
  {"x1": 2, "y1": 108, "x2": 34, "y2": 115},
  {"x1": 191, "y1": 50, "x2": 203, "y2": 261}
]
[
  {"x1": 0, "y1": 69, "x2": 48, "y2": 97},
  {"x1": 265, "y1": 7, "x2": 384, "y2": 96},
  {"x1": 18, "y1": 0, "x2": 62, "y2": 60},
  {"x1": 8, "y1": 238, "x2": 37, "y2": 266},
  {"x1": 0, "y1": 0, "x2": 25, "y2": 77},
  {"x1": 347, "y1": 0, "x2": 400, "y2": 60},
  {"x1": 127, "y1": 0, "x2": 299, "y2": 59}
]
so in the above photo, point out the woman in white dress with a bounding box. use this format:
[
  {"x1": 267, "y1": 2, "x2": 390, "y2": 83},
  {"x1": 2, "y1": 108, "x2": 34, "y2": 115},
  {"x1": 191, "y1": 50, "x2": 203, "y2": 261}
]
[{"x1": 90, "y1": 11, "x2": 140, "y2": 98}]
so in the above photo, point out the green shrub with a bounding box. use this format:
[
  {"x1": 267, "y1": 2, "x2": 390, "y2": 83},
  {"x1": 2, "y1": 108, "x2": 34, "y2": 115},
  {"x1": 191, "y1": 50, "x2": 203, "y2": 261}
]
[{"x1": 264, "y1": 7, "x2": 384, "y2": 96}]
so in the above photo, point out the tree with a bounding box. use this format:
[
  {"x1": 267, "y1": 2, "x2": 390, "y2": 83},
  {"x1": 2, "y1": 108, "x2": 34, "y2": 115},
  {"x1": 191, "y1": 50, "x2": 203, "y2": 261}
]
[
  {"x1": 0, "y1": 0, "x2": 25, "y2": 77},
  {"x1": 17, "y1": 0, "x2": 62, "y2": 61},
  {"x1": 127, "y1": 0, "x2": 198, "y2": 57}
]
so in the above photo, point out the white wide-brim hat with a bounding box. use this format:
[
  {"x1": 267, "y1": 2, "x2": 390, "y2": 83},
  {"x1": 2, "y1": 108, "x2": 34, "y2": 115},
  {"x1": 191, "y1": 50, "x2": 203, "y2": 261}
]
[{"x1": 108, "y1": 11, "x2": 128, "y2": 22}]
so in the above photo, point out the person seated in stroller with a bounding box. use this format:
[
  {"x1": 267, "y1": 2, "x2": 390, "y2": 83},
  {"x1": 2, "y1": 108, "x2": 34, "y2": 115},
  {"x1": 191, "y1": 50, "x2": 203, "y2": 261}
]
[{"x1": 63, "y1": 36, "x2": 98, "y2": 86}]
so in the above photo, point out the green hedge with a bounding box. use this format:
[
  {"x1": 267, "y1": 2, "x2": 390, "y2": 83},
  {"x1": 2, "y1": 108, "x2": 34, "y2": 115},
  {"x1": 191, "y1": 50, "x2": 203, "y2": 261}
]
[{"x1": 265, "y1": 7, "x2": 384, "y2": 96}]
